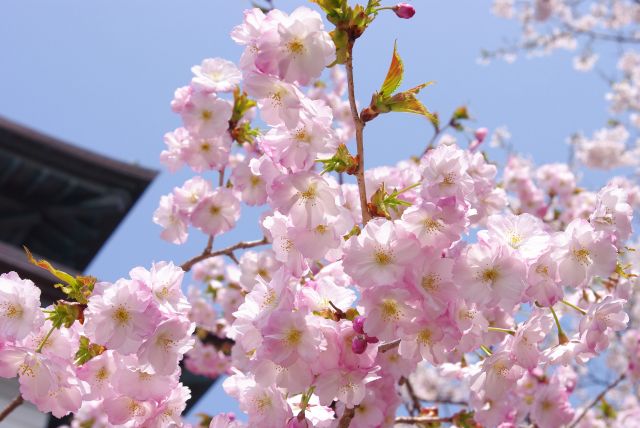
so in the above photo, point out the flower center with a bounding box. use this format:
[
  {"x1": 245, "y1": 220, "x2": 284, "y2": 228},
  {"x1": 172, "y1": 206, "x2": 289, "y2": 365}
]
[
  {"x1": 112, "y1": 306, "x2": 130, "y2": 326},
  {"x1": 381, "y1": 299, "x2": 401, "y2": 321},
  {"x1": 480, "y1": 267, "x2": 500, "y2": 285},
  {"x1": 2, "y1": 303, "x2": 23, "y2": 319},
  {"x1": 270, "y1": 90, "x2": 283, "y2": 107},
  {"x1": 287, "y1": 39, "x2": 305, "y2": 55},
  {"x1": 254, "y1": 394, "x2": 272, "y2": 413},
  {"x1": 573, "y1": 248, "x2": 591, "y2": 266},
  {"x1": 441, "y1": 172, "x2": 456, "y2": 186},
  {"x1": 421, "y1": 274, "x2": 440, "y2": 292},
  {"x1": 299, "y1": 185, "x2": 317, "y2": 201},
  {"x1": 418, "y1": 329, "x2": 433, "y2": 345},
  {"x1": 374, "y1": 249, "x2": 394, "y2": 266},
  {"x1": 200, "y1": 110, "x2": 213, "y2": 121},
  {"x1": 209, "y1": 205, "x2": 221, "y2": 215},
  {"x1": 96, "y1": 367, "x2": 109, "y2": 382},
  {"x1": 285, "y1": 328, "x2": 303, "y2": 346},
  {"x1": 249, "y1": 175, "x2": 262, "y2": 187},
  {"x1": 293, "y1": 128, "x2": 311, "y2": 143},
  {"x1": 508, "y1": 232, "x2": 522, "y2": 248},
  {"x1": 423, "y1": 217, "x2": 442, "y2": 233}
]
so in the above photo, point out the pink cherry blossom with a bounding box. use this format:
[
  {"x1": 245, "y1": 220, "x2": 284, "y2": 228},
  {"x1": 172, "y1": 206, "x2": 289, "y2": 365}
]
[
  {"x1": 191, "y1": 58, "x2": 242, "y2": 93},
  {"x1": 343, "y1": 218, "x2": 419, "y2": 288},
  {"x1": 0, "y1": 271, "x2": 44, "y2": 342},
  {"x1": 191, "y1": 188, "x2": 241, "y2": 237},
  {"x1": 84, "y1": 278, "x2": 160, "y2": 354}
]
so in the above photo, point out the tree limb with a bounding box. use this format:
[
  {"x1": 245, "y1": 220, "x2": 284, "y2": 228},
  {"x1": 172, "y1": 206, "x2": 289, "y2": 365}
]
[{"x1": 180, "y1": 237, "x2": 269, "y2": 272}]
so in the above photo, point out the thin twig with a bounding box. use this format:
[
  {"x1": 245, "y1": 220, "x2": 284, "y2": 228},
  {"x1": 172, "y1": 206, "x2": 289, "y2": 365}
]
[
  {"x1": 379, "y1": 339, "x2": 401, "y2": 353},
  {"x1": 400, "y1": 377, "x2": 422, "y2": 416},
  {"x1": 569, "y1": 374, "x2": 625, "y2": 428},
  {"x1": 345, "y1": 39, "x2": 371, "y2": 225},
  {"x1": 0, "y1": 395, "x2": 24, "y2": 423},
  {"x1": 395, "y1": 415, "x2": 454, "y2": 425},
  {"x1": 338, "y1": 406, "x2": 356, "y2": 428},
  {"x1": 180, "y1": 237, "x2": 268, "y2": 272}
]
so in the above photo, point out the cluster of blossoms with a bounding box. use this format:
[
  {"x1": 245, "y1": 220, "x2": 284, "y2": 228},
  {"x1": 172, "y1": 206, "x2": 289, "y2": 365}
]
[
  {"x1": 2, "y1": 1, "x2": 640, "y2": 428},
  {"x1": 488, "y1": 0, "x2": 640, "y2": 171},
  {"x1": 0, "y1": 262, "x2": 195, "y2": 426}
]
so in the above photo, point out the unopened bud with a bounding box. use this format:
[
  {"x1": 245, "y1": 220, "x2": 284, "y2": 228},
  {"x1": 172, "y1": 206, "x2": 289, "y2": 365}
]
[
  {"x1": 352, "y1": 315, "x2": 366, "y2": 334},
  {"x1": 393, "y1": 3, "x2": 416, "y2": 19},
  {"x1": 352, "y1": 335, "x2": 368, "y2": 354},
  {"x1": 474, "y1": 127, "x2": 488, "y2": 143}
]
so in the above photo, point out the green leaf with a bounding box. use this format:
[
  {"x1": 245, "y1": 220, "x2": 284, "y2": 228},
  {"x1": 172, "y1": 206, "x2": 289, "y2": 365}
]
[
  {"x1": 24, "y1": 247, "x2": 95, "y2": 304},
  {"x1": 386, "y1": 84, "x2": 438, "y2": 127},
  {"x1": 317, "y1": 143, "x2": 359, "y2": 175},
  {"x1": 74, "y1": 336, "x2": 106, "y2": 365},
  {"x1": 45, "y1": 301, "x2": 84, "y2": 329},
  {"x1": 380, "y1": 42, "x2": 404, "y2": 97}
]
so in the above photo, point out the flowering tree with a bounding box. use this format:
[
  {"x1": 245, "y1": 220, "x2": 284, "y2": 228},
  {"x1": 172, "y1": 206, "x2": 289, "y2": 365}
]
[{"x1": 1, "y1": 1, "x2": 639, "y2": 427}]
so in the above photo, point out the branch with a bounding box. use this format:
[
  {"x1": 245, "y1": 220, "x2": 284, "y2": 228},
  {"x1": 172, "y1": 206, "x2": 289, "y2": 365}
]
[
  {"x1": 395, "y1": 415, "x2": 454, "y2": 425},
  {"x1": 180, "y1": 237, "x2": 269, "y2": 272},
  {"x1": 338, "y1": 406, "x2": 356, "y2": 428},
  {"x1": 0, "y1": 395, "x2": 24, "y2": 423},
  {"x1": 569, "y1": 374, "x2": 626, "y2": 428},
  {"x1": 345, "y1": 39, "x2": 371, "y2": 225},
  {"x1": 400, "y1": 376, "x2": 422, "y2": 416},
  {"x1": 378, "y1": 339, "x2": 400, "y2": 353},
  {"x1": 564, "y1": 23, "x2": 640, "y2": 44}
]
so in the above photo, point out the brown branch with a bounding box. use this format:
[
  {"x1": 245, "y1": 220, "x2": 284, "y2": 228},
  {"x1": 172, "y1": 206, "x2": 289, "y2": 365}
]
[
  {"x1": 345, "y1": 39, "x2": 371, "y2": 225},
  {"x1": 569, "y1": 374, "x2": 625, "y2": 428},
  {"x1": 180, "y1": 237, "x2": 269, "y2": 272},
  {"x1": 0, "y1": 395, "x2": 24, "y2": 423},
  {"x1": 378, "y1": 339, "x2": 401, "y2": 353},
  {"x1": 400, "y1": 376, "x2": 422, "y2": 416},
  {"x1": 395, "y1": 415, "x2": 454, "y2": 425},
  {"x1": 338, "y1": 406, "x2": 356, "y2": 428}
]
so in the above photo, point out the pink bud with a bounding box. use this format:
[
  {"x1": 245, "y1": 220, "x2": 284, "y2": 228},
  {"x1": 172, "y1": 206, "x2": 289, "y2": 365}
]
[
  {"x1": 474, "y1": 127, "x2": 489, "y2": 143},
  {"x1": 352, "y1": 316, "x2": 366, "y2": 334},
  {"x1": 352, "y1": 335, "x2": 368, "y2": 354},
  {"x1": 393, "y1": 3, "x2": 416, "y2": 19}
]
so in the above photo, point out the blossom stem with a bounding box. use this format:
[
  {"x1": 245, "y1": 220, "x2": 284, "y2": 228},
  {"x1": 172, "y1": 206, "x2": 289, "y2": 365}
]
[
  {"x1": 180, "y1": 236, "x2": 268, "y2": 272},
  {"x1": 345, "y1": 39, "x2": 371, "y2": 225},
  {"x1": 480, "y1": 345, "x2": 493, "y2": 356},
  {"x1": 560, "y1": 299, "x2": 588, "y2": 315},
  {"x1": 0, "y1": 395, "x2": 24, "y2": 423},
  {"x1": 549, "y1": 306, "x2": 568, "y2": 344},
  {"x1": 35, "y1": 325, "x2": 57, "y2": 353},
  {"x1": 487, "y1": 326, "x2": 516, "y2": 335},
  {"x1": 569, "y1": 374, "x2": 625, "y2": 428},
  {"x1": 392, "y1": 182, "x2": 421, "y2": 196}
]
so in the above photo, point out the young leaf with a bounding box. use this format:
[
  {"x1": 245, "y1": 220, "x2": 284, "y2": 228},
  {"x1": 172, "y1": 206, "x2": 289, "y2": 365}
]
[
  {"x1": 387, "y1": 85, "x2": 439, "y2": 127},
  {"x1": 380, "y1": 42, "x2": 404, "y2": 97},
  {"x1": 24, "y1": 246, "x2": 76, "y2": 286}
]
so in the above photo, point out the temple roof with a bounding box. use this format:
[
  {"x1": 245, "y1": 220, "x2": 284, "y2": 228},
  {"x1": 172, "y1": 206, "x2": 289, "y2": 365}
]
[{"x1": 0, "y1": 116, "x2": 157, "y2": 303}]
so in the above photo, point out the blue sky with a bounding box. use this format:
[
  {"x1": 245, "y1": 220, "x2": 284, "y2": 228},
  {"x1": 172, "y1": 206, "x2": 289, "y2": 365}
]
[{"x1": 0, "y1": 0, "x2": 618, "y2": 420}]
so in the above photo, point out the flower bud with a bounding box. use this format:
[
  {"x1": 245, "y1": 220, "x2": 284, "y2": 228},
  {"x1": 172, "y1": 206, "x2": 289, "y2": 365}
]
[
  {"x1": 352, "y1": 315, "x2": 366, "y2": 334},
  {"x1": 352, "y1": 335, "x2": 368, "y2": 354},
  {"x1": 474, "y1": 127, "x2": 488, "y2": 143},
  {"x1": 393, "y1": 3, "x2": 416, "y2": 19}
]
